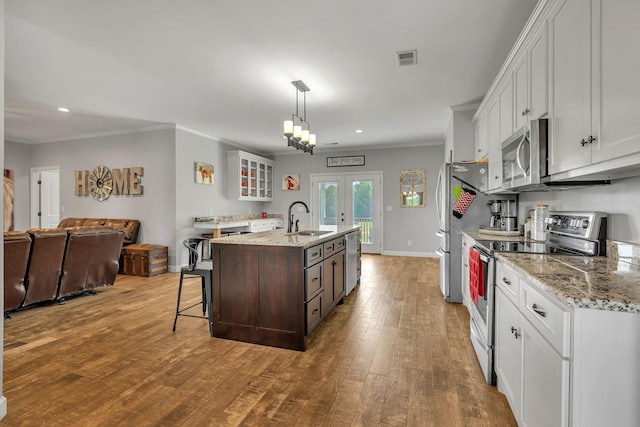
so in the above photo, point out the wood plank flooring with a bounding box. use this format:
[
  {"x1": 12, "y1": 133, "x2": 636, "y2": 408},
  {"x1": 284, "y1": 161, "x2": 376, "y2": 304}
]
[{"x1": 2, "y1": 255, "x2": 516, "y2": 426}]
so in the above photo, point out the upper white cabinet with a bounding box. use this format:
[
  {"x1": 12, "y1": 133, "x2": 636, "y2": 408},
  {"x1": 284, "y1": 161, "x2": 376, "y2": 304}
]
[
  {"x1": 548, "y1": 0, "x2": 593, "y2": 174},
  {"x1": 487, "y1": 97, "x2": 502, "y2": 191},
  {"x1": 514, "y1": 22, "x2": 548, "y2": 131},
  {"x1": 227, "y1": 150, "x2": 274, "y2": 201},
  {"x1": 549, "y1": 0, "x2": 640, "y2": 175},
  {"x1": 474, "y1": 113, "x2": 488, "y2": 159}
]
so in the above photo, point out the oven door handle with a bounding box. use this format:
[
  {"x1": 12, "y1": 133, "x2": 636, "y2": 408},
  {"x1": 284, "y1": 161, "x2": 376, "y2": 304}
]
[{"x1": 472, "y1": 246, "x2": 491, "y2": 263}]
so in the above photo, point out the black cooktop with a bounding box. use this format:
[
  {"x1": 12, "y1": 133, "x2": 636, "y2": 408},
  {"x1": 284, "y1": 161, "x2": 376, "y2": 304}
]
[{"x1": 474, "y1": 239, "x2": 583, "y2": 255}]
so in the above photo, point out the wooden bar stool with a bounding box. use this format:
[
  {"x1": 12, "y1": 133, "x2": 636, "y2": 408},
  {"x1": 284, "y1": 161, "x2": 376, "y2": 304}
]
[{"x1": 172, "y1": 238, "x2": 213, "y2": 335}]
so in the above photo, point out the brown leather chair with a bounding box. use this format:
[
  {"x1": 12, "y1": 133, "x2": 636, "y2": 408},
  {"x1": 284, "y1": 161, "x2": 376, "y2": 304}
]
[
  {"x1": 58, "y1": 218, "x2": 140, "y2": 245},
  {"x1": 23, "y1": 228, "x2": 68, "y2": 306},
  {"x1": 86, "y1": 227, "x2": 125, "y2": 289},
  {"x1": 4, "y1": 231, "x2": 32, "y2": 314},
  {"x1": 58, "y1": 226, "x2": 124, "y2": 298}
]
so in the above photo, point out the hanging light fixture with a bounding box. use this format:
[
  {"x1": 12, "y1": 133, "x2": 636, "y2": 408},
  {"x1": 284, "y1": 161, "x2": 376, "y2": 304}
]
[{"x1": 284, "y1": 80, "x2": 316, "y2": 154}]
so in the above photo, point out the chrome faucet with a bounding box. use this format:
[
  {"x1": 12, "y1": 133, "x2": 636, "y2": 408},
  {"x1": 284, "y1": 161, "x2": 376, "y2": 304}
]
[{"x1": 288, "y1": 201, "x2": 310, "y2": 232}]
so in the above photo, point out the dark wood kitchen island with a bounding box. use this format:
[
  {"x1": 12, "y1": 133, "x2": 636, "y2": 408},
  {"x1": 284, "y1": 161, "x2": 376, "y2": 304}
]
[{"x1": 211, "y1": 226, "x2": 359, "y2": 351}]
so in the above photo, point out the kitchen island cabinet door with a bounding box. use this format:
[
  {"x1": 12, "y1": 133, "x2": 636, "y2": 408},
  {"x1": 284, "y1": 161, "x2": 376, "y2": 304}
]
[
  {"x1": 322, "y1": 250, "x2": 345, "y2": 315},
  {"x1": 213, "y1": 244, "x2": 305, "y2": 351}
]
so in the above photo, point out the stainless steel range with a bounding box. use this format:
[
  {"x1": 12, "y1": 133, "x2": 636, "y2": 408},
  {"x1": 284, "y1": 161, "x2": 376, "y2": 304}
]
[{"x1": 468, "y1": 212, "x2": 607, "y2": 384}]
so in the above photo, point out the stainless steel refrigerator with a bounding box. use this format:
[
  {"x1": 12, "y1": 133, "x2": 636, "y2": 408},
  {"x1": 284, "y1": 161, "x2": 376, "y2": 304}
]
[{"x1": 435, "y1": 162, "x2": 505, "y2": 303}]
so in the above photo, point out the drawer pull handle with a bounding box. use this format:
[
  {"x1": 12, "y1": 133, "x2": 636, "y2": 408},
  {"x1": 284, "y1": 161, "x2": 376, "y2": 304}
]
[
  {"x1": 312, "y1": 252, "x2": 318, "y2": 257},
  {"x1": 502, "y1": 278, "x2": 511, "y2": 286},
  {"x1": 312, "y1": 308, "x2": 319, "y2": 314},
  {"x1": 532, "y1": 303, "x2": 547, "y2": 317},
  {"x1": 312, "y1": 277, "x2": 318, "y2": 282}
]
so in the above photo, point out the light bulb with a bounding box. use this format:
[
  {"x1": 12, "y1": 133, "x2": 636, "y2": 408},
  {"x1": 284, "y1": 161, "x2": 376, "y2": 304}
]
[
  {"x1": 293, "y1": 125, "x2": 302, "y2": 140},
  {"x1": 301, "y1": 129, "x2": 310, "y2": 143},
  {"x1": 309, "y1": 134, "x2": 316, "y2": 146},
  {"x1": 284, "y1": 120, "x2": 293, "y2": 136}
]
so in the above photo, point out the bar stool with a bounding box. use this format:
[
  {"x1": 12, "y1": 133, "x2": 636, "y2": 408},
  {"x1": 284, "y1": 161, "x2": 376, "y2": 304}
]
[{"x1": 172, "y1": 238, "x2": 213, "y2": 335}]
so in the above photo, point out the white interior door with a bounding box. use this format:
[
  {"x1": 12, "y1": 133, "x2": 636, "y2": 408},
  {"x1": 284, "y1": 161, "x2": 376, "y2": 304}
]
[
  {"x1": 311, "y1": 172, "x2": 382, "y2": 254},
  {"x1": 31, "y1": 167, "x2": 60, "y2": 228}
]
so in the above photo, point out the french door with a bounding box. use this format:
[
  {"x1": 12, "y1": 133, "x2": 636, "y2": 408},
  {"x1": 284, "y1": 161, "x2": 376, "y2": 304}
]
[{"x1": 310, "y1": 172, "x2": 382, "y2": 254}]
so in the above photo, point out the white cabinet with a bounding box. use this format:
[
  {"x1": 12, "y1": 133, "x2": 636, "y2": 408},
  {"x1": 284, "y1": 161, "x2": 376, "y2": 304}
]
[
  {"x1": 495, "y1": 258, "x2": 640, "y2": 426},
  {"x1": 495, "y1": 259, "x2": 570, "y2": 426},
  {"x1": 487, "y1": 97, "x2": 502, "y2": 191},
  {"x1": 549, "y1": 0, "x2": 640, "y2": 175},
  {"x1": 499, "y1": 79, "x2": 514, "y2": 144},
  {"x1": 514, "y1": 22, "x2": 548, "y2": 131},
  {"x1": 495, "y1": 287, "x2": 523, "y2": 420},
  {"x1": 461, "y1": 234, "x2": 473, "y2": 311},
  {"x1": 474, "y1": 113, "x2": 488, "y2": 159},
  {"x1": 227, "y1": 150, "x2": 274, "y2": 201}
]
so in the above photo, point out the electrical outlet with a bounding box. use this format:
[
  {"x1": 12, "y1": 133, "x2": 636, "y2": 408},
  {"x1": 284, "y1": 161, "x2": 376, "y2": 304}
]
[
  {"x1": 407, "y1": 240, "x2": 412, "y2": 247},
  {"x1": 248, "y1": 208, "x2": 252, "y2": 214},
  {"x1": 209, "y1": 208, "x2": 213, "y2": 215},
  {"x1": 386, "y1": 206, "x2": 392, "y2": 212}
]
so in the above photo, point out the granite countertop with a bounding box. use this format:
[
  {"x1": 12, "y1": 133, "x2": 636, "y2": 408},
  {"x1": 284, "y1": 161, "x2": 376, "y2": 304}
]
[
  {"x1": 496, "y1": 252, "x2": 640, "y2": 314},
  {"x1": 211, "y1": 226, "x2": 360, "y2": 248},
  {"x1": 193, "y1": 214, "x2": 284, "y2": 229}
]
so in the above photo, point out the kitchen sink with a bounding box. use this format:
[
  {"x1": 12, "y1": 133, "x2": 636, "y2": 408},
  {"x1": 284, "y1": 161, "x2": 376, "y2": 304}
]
[{"x1": 294, "y1": 230, "x2": 332, "y2": 236}]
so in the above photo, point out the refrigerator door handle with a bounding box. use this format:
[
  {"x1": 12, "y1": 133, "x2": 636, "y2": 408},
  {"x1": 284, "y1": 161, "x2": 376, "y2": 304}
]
[
  {"x1": 436, "y1": 231, "x2": 444, "y2": 238},
  {"x1": 435, "y1": 248, "x2": 445, "y2": 257},
  {"x1": 435, "y1": 168, "x2": 443, "y2": 224}
]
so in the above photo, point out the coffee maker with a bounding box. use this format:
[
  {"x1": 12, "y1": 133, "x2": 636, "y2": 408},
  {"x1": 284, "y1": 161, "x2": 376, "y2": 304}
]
[
  {"x1": 487, "y1": 199, "x2": 518, "y2": 231},
  {"x1": 487, "y1": 200, "x2": 502, "y2": 229}
]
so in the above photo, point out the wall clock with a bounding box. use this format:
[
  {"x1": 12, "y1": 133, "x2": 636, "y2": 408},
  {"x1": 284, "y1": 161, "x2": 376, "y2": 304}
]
[{"x1": 89, "y1": 165, "x2": 113, "y2": 201}]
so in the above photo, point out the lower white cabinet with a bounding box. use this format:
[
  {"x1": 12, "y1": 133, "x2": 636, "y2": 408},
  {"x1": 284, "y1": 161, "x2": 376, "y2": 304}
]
[{"x1": 495, "y1": 259, "x2": 640, "y2": 426}]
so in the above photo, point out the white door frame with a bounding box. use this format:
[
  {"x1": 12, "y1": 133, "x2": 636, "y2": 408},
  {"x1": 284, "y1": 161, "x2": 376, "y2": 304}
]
[
  {"x1": 310, "y1": 171, "x2": 383, "y2": 254},
  {"x1": 30, "y1": 166, "x2": 61, "y2": 228}
]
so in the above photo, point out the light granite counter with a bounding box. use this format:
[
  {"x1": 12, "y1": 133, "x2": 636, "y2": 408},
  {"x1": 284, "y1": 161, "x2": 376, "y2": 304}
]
[
  {"x1": 496, "y1": 252, "x2": 640, "y2": 314},
  {"x1": 211, "y1": 226, "x2": 359, "y2": 248}
]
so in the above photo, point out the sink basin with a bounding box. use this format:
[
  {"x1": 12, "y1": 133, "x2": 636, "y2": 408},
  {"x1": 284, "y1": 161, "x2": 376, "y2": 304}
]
[{"x1": 295, "y1": 230, "x2": 332, "y2": 236}]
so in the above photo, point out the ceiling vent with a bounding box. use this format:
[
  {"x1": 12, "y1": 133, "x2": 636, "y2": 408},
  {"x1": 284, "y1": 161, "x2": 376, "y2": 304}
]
[{"x1": 396, "y1": 50, "x2": 417, "y2": 66}]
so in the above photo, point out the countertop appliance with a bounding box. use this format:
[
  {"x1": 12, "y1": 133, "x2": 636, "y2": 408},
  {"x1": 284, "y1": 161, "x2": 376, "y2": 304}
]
[
  {"x1": 435, "y1": 162, "x2": 513, "y2": 303},
  {"x1": 345, "y1": 231, "x2": 358, "y2": 296},
  {"x1": 468, "y1": 211, "x2": 607, "y2": 384}
]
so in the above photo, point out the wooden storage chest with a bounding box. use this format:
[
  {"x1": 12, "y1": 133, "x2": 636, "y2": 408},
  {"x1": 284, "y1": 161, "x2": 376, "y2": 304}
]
[{"x1": 121, "y1": 244, "x2": 168, "y2": 277}]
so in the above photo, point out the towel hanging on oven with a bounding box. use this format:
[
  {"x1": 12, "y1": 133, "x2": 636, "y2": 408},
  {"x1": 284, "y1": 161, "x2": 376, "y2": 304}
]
[{"x1": 469, "y1": 247, "x2": 484, "y2": 304}]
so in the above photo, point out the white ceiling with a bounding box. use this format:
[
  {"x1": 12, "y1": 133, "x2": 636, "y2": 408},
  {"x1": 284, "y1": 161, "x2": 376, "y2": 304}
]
[{"x1": 4, "y1": 0, "x2": 538, "y2": 154}]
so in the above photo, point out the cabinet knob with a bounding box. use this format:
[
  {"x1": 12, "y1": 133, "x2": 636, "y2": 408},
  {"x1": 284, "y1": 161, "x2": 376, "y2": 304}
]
[
  {"x1": 588, "y1": 135, "x2": 596, "y2": 144},
  {"x1": 580, "y1": 136, "x2": 596, "y2": 147},
  {"x1": 502, "y1": 278, "x2": 511, "y2": 286},
  {"x1": 511, "y1": 326, "x2": 520, "y2": 339},
  {"x1": 521, "y1": 108, "x2": 530, "y2": 116}
]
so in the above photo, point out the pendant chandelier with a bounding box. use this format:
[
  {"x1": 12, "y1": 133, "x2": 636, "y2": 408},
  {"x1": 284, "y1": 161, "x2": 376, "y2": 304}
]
[{"x1": 284, "y1": 80, "x2": 316, "y2": 155}]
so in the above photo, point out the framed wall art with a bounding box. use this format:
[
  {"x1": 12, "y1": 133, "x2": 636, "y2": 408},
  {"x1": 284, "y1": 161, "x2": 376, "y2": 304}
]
[
  {"x1": 326, "y1": 155, "x2": 365, "y2": 167},
  {"x1": 282, "y1": 174, "x2": 300, "y2": 190},
  {"x1": 195, "y1": 162, "x2": 214, "y2": 185}
]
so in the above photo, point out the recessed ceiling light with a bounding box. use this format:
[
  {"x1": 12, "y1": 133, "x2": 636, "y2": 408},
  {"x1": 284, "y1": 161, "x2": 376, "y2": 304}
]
[
  {"x1": 57, "y1": 107, "x2": 70, "y2": 112},
  {"x1": 355, "y1": 129, "x2": 363, "y2": 133}
]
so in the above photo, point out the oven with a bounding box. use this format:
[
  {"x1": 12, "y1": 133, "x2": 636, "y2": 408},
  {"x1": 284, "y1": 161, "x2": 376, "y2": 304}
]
[
  {"x1": 467, "y1": 211, "x2": 607, "y2": 386},
  {"x1": 468, "y1": 244, "x2": 496, "y2": 384}
]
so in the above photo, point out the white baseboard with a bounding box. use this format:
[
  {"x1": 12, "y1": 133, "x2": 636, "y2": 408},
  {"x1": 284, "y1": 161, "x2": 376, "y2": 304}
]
[{"x1": 381, "y1": 251, "x2": 438, "y2": 258}]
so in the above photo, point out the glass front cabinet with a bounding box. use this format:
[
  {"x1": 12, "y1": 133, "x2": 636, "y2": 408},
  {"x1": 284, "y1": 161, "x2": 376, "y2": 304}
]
[{"x1": 227, "y1": 150, "x2": 274, "y2": 201}]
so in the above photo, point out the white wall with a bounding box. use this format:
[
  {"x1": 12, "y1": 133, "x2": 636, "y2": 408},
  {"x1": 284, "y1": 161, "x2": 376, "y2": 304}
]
[
  {"x1": 24, "y1": 127, "x2": 179, "y2": 262},
  {"x1": 519, "y1": 175, "x2": 640, "y2": 243},
  {"x1": 270, "y1": 145, "x2": 443, "y2": 256},
  {"x1": 174, "y1": 129, "x2": 265, "y2": 267},
  {"x1": 4, "y1": 141, "x2": 30, "y2": 231}
]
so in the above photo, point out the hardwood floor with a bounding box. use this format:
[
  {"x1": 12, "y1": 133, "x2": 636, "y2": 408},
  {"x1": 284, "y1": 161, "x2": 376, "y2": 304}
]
[{"x1": 2, "y1": 255, "x2": 516, "y2": 426}]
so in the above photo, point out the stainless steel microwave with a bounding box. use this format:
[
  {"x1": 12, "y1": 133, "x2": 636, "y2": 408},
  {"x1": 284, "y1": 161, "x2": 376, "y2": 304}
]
[{"x1": 501, "y1": 119, "x2": 548, "y2": 190}]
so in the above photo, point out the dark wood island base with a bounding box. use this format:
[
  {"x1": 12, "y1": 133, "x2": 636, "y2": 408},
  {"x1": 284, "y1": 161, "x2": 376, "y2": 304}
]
[{"x1": 212, "y1": 227, "x2": 357, "y2": 351}]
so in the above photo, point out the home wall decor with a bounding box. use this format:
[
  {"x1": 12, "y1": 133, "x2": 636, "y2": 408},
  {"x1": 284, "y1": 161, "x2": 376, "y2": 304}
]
[
  {"x1": 75, "y1": 165, "x2": 144, "y2": 201},
  {"x1": 4, "y1": 169, "x2": 15, "y2": 231},
  {"x1": 282, "y1": 174, "x2": 300, "y2": 190},
  {"x1": 327, "y1": 155, "x2": 365, "y2": 167},
  {"x1": 195, "y1": 162, "x2": 214, "y2": 185},
  {"x1": 400, "y1": 169, "x2": 425, "y2": 208}
]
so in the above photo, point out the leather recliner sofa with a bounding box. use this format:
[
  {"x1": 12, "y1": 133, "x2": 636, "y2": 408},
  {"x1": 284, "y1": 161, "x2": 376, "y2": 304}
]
[
  {"x1": 57, "y1": 218, "x2": 140, "y2": 246},
  {"x1": 3, "y1": 232, "x2": 32, "y2": 315},
  {"x1": 3, "y1": 225, "x2": 126, "y2": 316}
]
